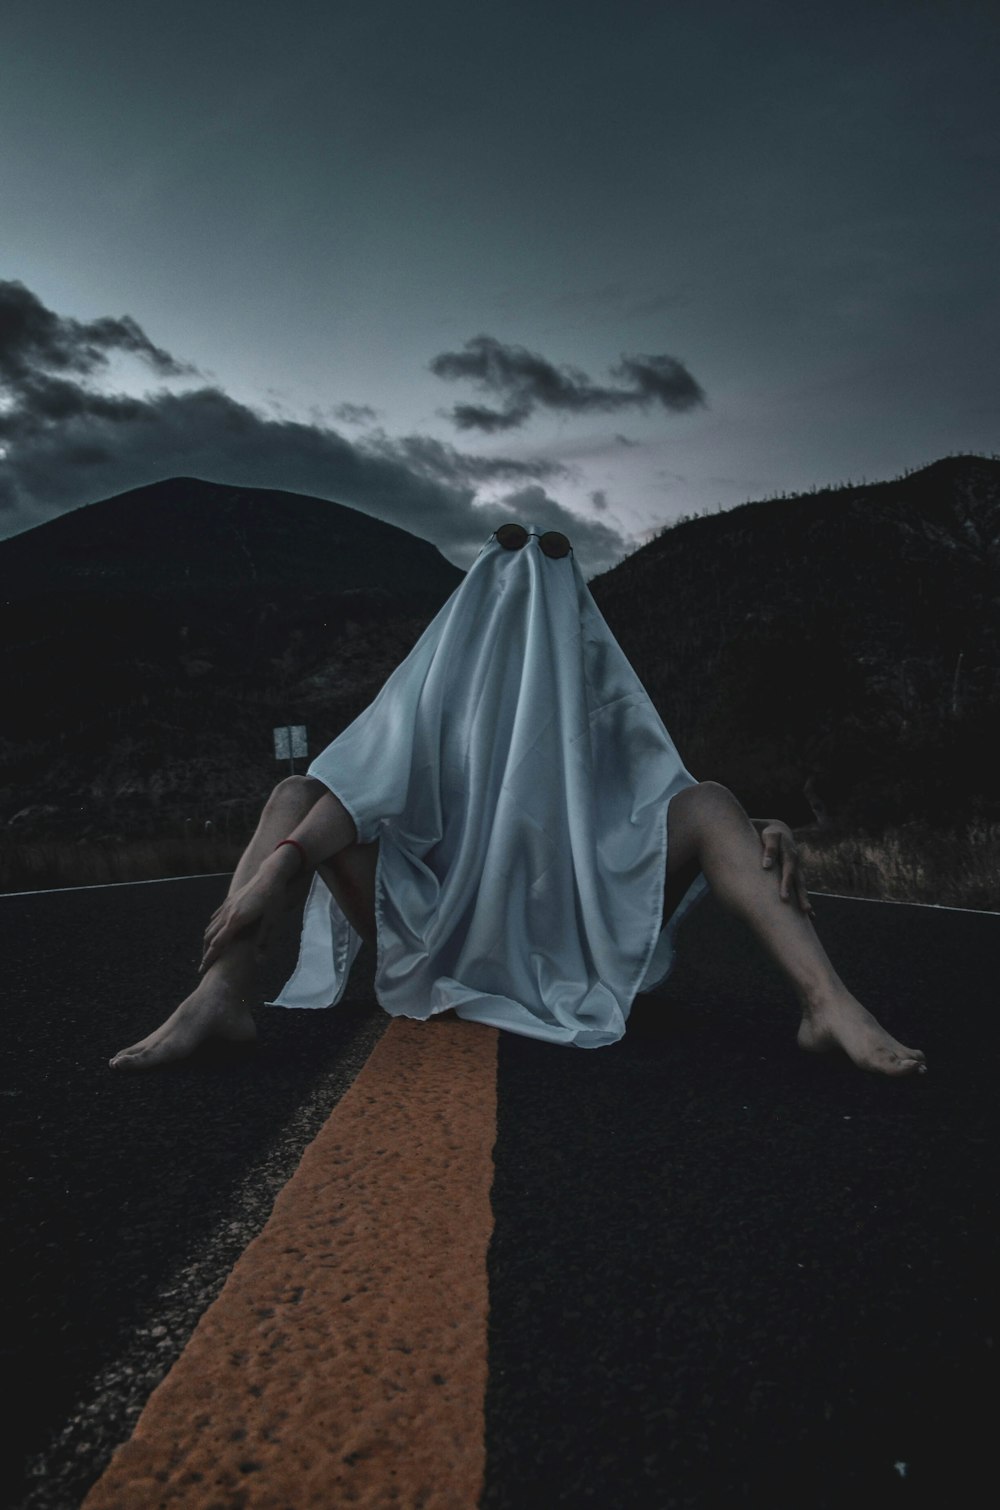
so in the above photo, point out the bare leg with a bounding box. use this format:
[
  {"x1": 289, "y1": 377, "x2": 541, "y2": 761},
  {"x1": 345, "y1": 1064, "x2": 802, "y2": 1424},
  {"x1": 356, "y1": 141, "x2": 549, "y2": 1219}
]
[
  {"x1": 109, "y1": 776, "x2": 333, "y2": 1071},
  {"x1": 667, "y1": 782, "x2": 927, "y2": 1076},
  {"x1": 317, "y1": 841, "x2": 379, "y2": 950}
]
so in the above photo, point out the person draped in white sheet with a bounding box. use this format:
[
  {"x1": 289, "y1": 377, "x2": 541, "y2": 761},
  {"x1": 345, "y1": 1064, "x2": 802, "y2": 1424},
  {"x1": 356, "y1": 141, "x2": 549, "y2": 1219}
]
[{"x1": 110, "y1": 522, "x2": 926, "y2": 1077}]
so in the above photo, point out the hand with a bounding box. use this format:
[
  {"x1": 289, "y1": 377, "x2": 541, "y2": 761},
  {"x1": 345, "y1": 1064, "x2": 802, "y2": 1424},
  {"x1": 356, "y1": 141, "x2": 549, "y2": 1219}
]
[
  {"x1": 758, "y1": 822, "x2": 815, "y2": 917},
  {"x1": 199, "y1": 860, "x2": 287, "y2": 974}
]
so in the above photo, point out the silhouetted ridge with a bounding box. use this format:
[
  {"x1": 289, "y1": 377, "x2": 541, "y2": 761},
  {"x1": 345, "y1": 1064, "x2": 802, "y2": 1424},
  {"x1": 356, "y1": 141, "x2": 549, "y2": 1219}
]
[
  {"x1": 1, "y1": 457, "x2": 997, "y2": 841},
  {"x1": 589, "y1": 454, "x2": 1000, "y2": 826},
  {"x1": 0, "y1": 475, "x2": 460, "y2": 608}
]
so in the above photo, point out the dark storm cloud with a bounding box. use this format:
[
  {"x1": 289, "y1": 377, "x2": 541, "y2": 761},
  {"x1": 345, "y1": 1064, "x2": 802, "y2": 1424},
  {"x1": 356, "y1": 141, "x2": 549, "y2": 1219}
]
[
  {"x1": 3, "y1": 371, "x2": 148, "y2": 428},
  {"x1": 609, "y1": 354, "x2": 706, "y2": 410},
  {"x1": 450, "y1": 401, "x2": 533, "y2": 434},
  {"x1": 0, "y1": 279, "x2": 193, "y2": 391},
  {"x1": 0, "y1": 285, "x2": 628, "y2": 576},
  {"x1": 429, "y1": 334, "x2": 706, "y2": 432}
]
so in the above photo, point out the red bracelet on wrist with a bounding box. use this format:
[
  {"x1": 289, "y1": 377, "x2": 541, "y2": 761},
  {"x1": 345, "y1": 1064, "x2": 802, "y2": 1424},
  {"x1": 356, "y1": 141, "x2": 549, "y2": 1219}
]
[{"x1": 274, "y1": 838, "x2": 310, "y2": 872}]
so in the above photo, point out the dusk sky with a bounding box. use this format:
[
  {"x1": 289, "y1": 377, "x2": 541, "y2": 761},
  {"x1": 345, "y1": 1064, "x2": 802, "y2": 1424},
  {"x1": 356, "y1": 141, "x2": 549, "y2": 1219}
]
[{"x1": 1, "y1": 0, "x2": 997, "y2": 577}]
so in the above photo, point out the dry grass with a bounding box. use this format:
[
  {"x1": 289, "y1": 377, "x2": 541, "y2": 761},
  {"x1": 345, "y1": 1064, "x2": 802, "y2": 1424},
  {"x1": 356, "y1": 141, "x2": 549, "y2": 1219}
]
[
  {"x1": 798, "y1": 821, "x2": 1000, "y2": 912},
  {"x1": 0, "y1": 834, "x2": 249, "y2": 894}
]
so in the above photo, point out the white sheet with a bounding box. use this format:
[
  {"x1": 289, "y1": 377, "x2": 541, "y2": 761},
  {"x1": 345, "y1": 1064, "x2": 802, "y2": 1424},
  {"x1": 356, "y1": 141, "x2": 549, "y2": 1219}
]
[{"x1": 268, "y1": 524, "x2": 708, "y2": 1047}]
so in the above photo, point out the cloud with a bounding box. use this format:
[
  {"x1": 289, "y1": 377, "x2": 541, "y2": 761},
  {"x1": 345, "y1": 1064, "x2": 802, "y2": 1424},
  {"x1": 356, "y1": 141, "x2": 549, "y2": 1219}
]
[
  {"x1": 429, "y1": 333, "x2": 707, "y2": 432},
  {"x1": 333, "y1": 401, "x2": 380, "y2": 426},
  {"x1": 363, "y1": 431, "x2": 569, "y2": 488},
  {"x1": 0, "y1": 283, "x2": 631, "y2": 576},
  {"x1": 449, "y1": 401, "x2": 533, "y2": 434},
  {"x1": 0, "y1": 279, "x2": 194, "y2": 392},
  {"x1": 608, "y1": 353, "x2": 706, "y2": 411}
]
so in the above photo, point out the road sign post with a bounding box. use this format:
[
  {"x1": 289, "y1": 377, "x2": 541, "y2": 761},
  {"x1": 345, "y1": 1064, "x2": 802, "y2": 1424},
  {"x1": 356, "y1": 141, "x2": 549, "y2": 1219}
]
[{"x1": 273, "y1": 724, "x2": 308, "y2": 775}]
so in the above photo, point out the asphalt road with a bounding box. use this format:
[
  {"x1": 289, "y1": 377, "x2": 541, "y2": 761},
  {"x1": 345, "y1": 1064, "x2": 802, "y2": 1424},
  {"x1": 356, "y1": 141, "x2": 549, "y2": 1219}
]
[
  {"x1": 1, "y1": 875, "x2": 390, "y2": 1509},
  {"x1": 1, "y1": 877, "x2": 996, "y2": 1508}
]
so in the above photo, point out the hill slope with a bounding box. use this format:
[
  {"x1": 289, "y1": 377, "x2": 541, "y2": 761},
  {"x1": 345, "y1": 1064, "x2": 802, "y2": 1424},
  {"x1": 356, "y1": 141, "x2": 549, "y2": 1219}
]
[{"x1": 589, "y1": 454, "x2": 1000, "y2": 825}]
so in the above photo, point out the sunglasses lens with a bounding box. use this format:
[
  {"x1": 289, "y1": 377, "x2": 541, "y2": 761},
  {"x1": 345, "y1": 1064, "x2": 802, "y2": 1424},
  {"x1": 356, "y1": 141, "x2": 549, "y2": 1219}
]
[
  {"x1": 495, "y1": 523, "x2": 528, "y2": 550},
  {"x1": 493, "y1": 523, "x2": 571, "y2": 557},
  {"x1": 539, "y1": 531, "x2": 571, "y2": 558}
]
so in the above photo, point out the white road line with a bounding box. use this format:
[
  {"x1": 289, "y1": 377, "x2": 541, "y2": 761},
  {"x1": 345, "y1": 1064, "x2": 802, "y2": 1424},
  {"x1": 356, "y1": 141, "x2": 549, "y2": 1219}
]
[
  {"x1": 810, "y1": 889, "x2": 1000, "y2": 917},
  {"x1": 1, "y1": 877, "x2": 997, "y2": 917},
  {"x1": 0, "y1": 873, "x2": 232, "y2": 898}
]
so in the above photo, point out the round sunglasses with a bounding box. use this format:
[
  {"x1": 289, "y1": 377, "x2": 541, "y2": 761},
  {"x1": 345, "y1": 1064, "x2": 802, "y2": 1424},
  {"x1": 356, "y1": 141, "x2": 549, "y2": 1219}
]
[{"x1": 490, "y1": 522, "x2": 573, "y2": 559}]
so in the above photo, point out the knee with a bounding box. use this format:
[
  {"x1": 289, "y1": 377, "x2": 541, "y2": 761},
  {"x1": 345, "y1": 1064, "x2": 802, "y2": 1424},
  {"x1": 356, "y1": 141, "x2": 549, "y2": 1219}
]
[
  {"x1": 690, "y1": 780, "x2": 747, "y2": 823},
  {"x1": 267, "y1": 774, "x2": 326, "y2": 816},
  {"x1": 693, "y1": 779, "x2": 736, "y2": 807}
]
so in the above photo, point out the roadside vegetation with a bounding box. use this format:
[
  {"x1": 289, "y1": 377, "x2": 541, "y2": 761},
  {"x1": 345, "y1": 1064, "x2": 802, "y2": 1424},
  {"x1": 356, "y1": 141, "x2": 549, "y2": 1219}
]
[
  {"x1": 797, "y1": 820, "x2": 998, "y2": 911},
  {"x1": 2, "y1": 820, "x2": 996, "y2": 913},
  {"x1": 0, "y1": 831, "x2": 247, "y2": 893}
]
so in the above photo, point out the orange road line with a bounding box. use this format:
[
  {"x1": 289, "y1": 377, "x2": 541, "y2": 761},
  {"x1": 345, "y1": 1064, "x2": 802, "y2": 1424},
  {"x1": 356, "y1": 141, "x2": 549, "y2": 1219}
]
[{"x1": 84, "y1": 1016, "x2": 499, "y2": 1509}]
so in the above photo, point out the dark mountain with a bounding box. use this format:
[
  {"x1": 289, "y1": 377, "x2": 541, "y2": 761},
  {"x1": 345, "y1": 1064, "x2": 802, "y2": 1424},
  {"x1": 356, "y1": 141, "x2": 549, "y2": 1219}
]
[
  {"x1": 0, "y1": 478, "x2": 463, "y2": 838},
  {"x1": 588, "y1": 454, "x2": 1000, "y2": 827},
  {"x1": 1, "y1": 457, "x2": 997, "y2": 849},
  {"x1": 0, "y1": 475, "x2": 461, "y2": 608}
]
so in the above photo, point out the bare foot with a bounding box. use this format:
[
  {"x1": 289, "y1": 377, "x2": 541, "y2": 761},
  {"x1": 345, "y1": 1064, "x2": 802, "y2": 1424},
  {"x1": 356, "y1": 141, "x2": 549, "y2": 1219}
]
[
  {"x1": 797, "y1": 989, "x2": 927, "y2": 1076},
  {"x1": 109, "y1": 974, "x2": 257, "y2": 1072}
]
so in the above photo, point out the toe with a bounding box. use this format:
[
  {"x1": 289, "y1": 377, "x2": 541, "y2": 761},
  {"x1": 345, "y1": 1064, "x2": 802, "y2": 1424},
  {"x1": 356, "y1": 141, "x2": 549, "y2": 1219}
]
[
  {"x1": 869, "y1": 1043, "x2": 918, "y2": 1075},
  {"x1": 109, "y1": 1050, "x2": 141, "y2": 1071},
  {"x1": 889, "y1": 1054, "x2": 926, "y2": 1076},
  {"x1": 896, "y1": 1043, "x2": 927, "y2": 1072}
]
